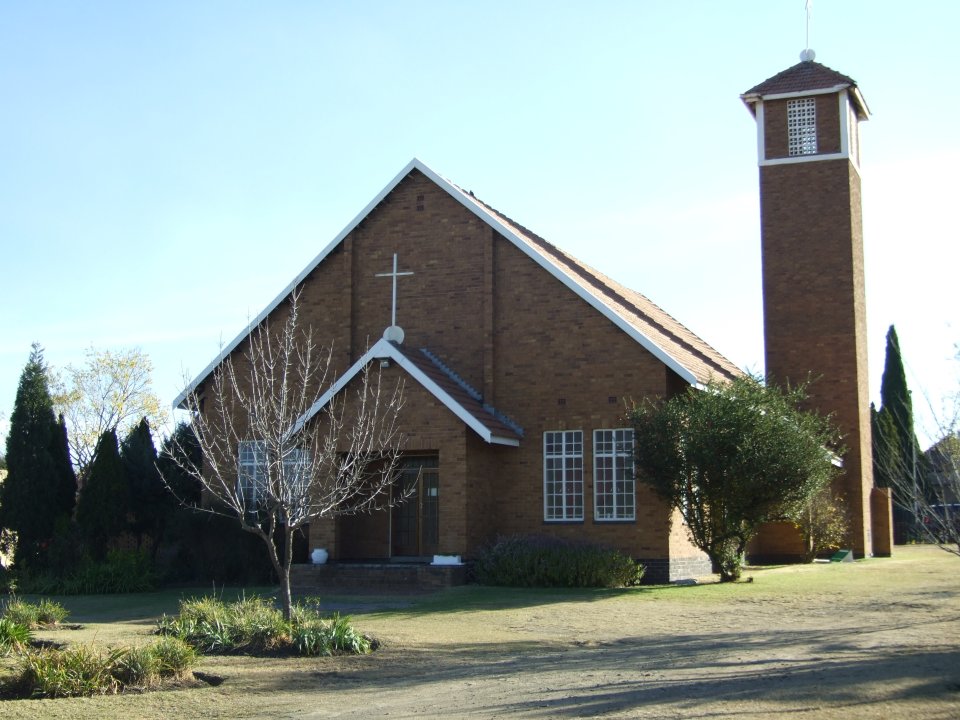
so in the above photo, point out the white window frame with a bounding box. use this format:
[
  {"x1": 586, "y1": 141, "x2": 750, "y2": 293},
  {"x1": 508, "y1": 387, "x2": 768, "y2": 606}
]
[
  {"x1": 543, "y1": 430, "x2": 584, "y2": 521},
  {"x1": 593, "y1": 428, "x2": 636, "y2": 521},
  {"x1": 238, "y1": 440, "x2": 267, "y2": 508},
  {"x1": 238, "y1": 441, "x2": 311, "y2": 509},
  {"x1": 787, "y1": 97, "x2": 817, "y2": 156}
]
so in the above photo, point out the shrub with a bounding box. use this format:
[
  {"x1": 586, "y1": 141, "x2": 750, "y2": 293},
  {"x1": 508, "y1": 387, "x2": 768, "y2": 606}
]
[
  {"x1": 0, "y1": 617, "x2": 31, "y2": 655},
  {"x1": 158, "y1": 595, "x2": 370, "y2": 657},
  {"x1": 111, "y1": 645, "x2": 159, "y2": 688},
  {"x1": 474, "y1": 535, "x2": 645, "y2": 588},
  {"x1": 1, "y1": 597, "x2": 68, "y2": 628},
  {"x1": 149, "y1": 636, "x2": 197, "y2": 678},
  {"x1": 16, "y1": 644, "x2": 123, "y2": 697},
  {"x1": 16, "y1": 549, "x2": 156, "y2": 595},
  {"x1": 5, "y1": 638, "x2": 199, "y2": 698}
]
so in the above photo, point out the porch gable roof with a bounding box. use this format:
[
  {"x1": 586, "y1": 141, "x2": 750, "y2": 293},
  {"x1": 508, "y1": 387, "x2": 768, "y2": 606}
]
[{"x1": 290, "y1": 338, "x2": 522, "y2": 447}]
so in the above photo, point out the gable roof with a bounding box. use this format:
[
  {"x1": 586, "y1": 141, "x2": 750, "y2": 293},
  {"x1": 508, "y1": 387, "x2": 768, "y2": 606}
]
[
  {"x1": 174, "y1": 159, "x2": 742, "y2": 408},
  {"x1": 290, "y1": 338, "x2": 522, "y2": 446},
  {"x1": 741, "y1": 60, "x2": 870, "y2": 120}
]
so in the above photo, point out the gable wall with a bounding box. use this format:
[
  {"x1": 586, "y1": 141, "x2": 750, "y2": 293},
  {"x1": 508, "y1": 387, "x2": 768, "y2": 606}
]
[
  {"x1": 487, "y1": 232, "x2": 678, "y2": 559},
  {"x1": 217, "y1": 167, "x2": 696, "y2": 567}
]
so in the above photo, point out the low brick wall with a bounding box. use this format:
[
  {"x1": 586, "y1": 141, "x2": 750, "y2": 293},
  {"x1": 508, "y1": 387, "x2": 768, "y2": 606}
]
[{"x1": 291, "y1": 562, "x2": 468, "y2": 595}]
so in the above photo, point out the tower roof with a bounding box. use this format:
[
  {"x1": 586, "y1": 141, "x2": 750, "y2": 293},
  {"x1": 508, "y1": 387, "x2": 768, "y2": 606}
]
[{"x1": 741, "y1": 60, "x2": 870, "y2": 119}]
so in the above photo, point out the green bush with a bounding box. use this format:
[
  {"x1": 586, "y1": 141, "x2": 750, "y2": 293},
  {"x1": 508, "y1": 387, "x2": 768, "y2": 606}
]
[
  {"x1": 1, "y1": 597, "x2": 69, "y2": 628},
  {"x1": 15, "y1": 644, "x2": 123, "y2": 697},
  {"x1": 5, "y1": 638, "x2": 199, "y2": 698},
  {"x1": 111, "y1": 644, "x2": 159, "y2": 688},
  {"x1": 474, "y1": 535, "x2": 645, "y2": 588},
  {"x1": 157, "y1": 596, "x2": 370, "y2": 657},
  {"x1": 149, "y1": 636, "x2": 198, "y2": 678},
  {"x1": 16, "y1": 549, "x2": 156, "y2": 595},
  {"x1": 0, "y1": 617, "x2": 31, "y2": 655}
]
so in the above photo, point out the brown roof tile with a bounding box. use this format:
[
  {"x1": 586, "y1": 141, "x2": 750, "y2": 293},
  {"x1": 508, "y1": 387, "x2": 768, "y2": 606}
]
[
  {"x1": 743, "y1": 60, "x2": 857, "y2": 97},
  {"x1": 454, "y1": 189, "x2": 743, "y2": 385}
]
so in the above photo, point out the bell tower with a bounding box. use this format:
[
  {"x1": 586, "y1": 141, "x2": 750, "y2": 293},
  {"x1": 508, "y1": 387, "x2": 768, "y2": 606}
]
[{"x1": 742, "y1": 55, "x2": 882, "y2": 558}]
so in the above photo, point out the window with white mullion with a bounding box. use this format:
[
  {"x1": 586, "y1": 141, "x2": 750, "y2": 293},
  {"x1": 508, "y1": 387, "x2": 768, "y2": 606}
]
[
  {"x1": 544, "y1": 430, "x2": 583, "y2": 521},
  {"x1": 238, "y1": 440, "x2": 267, "y2": 508},
  {"x1": 593, "y1": 429, "x2": 635, "y2": 521},
  {"x1": 787, "y1": 97, "x2": 817, "y2": 156}
]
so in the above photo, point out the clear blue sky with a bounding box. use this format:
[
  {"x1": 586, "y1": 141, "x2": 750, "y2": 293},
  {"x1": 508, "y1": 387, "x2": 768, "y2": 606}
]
[{"x1": 2, "y1": 1, "x2": 958, "y2": 447}]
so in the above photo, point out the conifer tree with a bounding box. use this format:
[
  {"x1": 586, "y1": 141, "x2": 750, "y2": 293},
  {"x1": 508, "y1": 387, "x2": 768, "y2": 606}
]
[
  {"x1": 76, "y1": 428, "x2": 129, "y2": 558},
  {"x1": 0, "y1": 345, "x2": 74, "y2": 568},
  {"x1": 121, "y1": 418, "x2": 167, "y2": 550},
  {"x1": 874, "y1": 325, "x2": 923, "y2": 542},
  {"x1": 879, "y1": 326, "x2": 921, "y2": 470},
  {"x1": 50, "y1": 414, "x2": 78, "y2": 519}
]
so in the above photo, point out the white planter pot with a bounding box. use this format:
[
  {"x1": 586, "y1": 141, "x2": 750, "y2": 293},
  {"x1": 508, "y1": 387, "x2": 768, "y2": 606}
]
[{"x1": 310, "y1": 548, "x2": 329, "y2": 565}]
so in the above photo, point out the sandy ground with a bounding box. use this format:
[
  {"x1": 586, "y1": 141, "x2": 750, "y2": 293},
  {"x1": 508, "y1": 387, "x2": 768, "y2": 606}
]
[{"x1": 4, "y1": 545, "x2": 959, "y2": 719}]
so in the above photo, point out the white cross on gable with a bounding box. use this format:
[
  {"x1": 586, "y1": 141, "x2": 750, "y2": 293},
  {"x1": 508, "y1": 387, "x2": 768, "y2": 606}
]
[{"x1": 375, "y1": 253, "x2": 414, "y2": 334}]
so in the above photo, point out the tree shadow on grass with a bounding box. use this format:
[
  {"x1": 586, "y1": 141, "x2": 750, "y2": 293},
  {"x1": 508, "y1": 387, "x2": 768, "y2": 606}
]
[{"x1": 261, "y1": 617, "x2": 960, "y2": 717}]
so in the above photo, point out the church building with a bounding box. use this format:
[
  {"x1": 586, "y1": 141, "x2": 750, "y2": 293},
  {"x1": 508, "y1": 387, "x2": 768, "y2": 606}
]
[{"x1": 177, "y1": 55, "x2": 891, "y2": 584}]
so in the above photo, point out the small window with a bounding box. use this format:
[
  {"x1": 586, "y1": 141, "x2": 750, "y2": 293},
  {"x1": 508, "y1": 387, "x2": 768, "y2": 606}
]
[
  {"x1": 544, "y1": 430, "x2": 583, "y2": 521},
  {"x1": 237, "y1": 441, "x2": 310, "y2": 509},
  {"x1": 238, "y1": 440, "x2": 267, "y2": 508},
  {"x1": 787, "y1": 97, "x2": 817, "y2": 156},
  {"x1": 594, "y1": 429, "x2": 635, "y2": 521}
]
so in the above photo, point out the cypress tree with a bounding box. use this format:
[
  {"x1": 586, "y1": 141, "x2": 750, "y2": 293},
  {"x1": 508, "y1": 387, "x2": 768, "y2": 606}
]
[
  {"x1": 76, "y1": 428, "x2": 129, "y2": 558},
  {"x1": 0, "y1": 345, "x2": 73, "y2": 569},
  {"x1": 50, "y1": 414, "x2": 78, "y2": 520},
  {"x1": 875, "y1": 325, "x2": 922, "y2": 542},
  {"x1": 879, "y1": 326, "x2": 921, "y2": 469},
  {"x1": 121, "y1": 418, "x2": 166, "y2": 550}
]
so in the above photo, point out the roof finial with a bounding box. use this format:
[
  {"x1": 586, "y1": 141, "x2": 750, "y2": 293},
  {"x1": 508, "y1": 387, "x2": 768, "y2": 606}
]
[{"x1": 800, "y1": 0, "x2": 816, "y2": 62}]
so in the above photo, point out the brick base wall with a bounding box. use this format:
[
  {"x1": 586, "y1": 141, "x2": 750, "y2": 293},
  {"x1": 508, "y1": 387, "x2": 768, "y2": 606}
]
[{"x1": 639, "y1": 555, "x2": 713, "y2": 584}]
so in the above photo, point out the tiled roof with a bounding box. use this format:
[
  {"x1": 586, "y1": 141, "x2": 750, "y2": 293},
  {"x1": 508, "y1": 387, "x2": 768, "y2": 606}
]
[
  {"x1": 401, "y1": 347, "x2": 523, "y2": 442},
  {"x1": 453, "y1": 189, "x2": 743, "y2": 385},
  {"x1": 291, "y1": 338, "x2": 522, "y2": 446},
  {"x1": 743, "y1": 60, "x2": 857, "y2": 97}
]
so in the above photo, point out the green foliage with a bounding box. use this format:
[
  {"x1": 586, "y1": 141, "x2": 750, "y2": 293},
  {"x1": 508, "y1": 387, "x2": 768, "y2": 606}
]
[
  {"x1": 292, "y1": 613, "x2": 371, "y2": 656},
  {"x1": 1, "y1": 597, "x2": 69, "y2": 627},
  {"x1": 630, "y1": 375, "x2": 839, "y2": 582},
  {"x1": 14, "y1": 643, "x2": 123, "y2": 697},
  {"x1": 148, "y1": 635, "x2": 198, "y2": 677},
  {"x1": 17, "y1": 549, "x2": 156, "y2": 595},
  {"x1": 474, "y1": 534, "x2": 645, "y2": 588},
  {"x1": 158, "y1": 510, "x2": 275, "y2": 586},
  {"x1": 874, "y1": 326, "x2": 927, "y2": 543},
  {"x1": 121, "y1": 418, "x2": 168, "y2": 549},
  {"x1": 156, "y1": 595, "x2": 371, "y2": 657},
  {"x1": 156, "y1": 421, "x2": 203, "y2": 506},
  {"x1": 0, "y1": 345, "x2": 77, "y2": 570},
  {"x1": 793, "y1": 489, "x2": 850, "y2": 562},
  {"x1": 0, "y1": 617, "x2": 31, "y2": 655},
  {"x1": 110, "y1": 644, "x2": 159, "y2": 688},
  {"x1": 6, "y1": 637, "x2": 198, "y2": 698},
  {"x1": 76, "y1": 429, "x2": 129, "y2": 558}
]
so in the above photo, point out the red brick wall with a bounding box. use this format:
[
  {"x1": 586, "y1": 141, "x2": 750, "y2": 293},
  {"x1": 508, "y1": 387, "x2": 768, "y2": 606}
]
[
  {"x1": 223, "y1": 168, "x2": 691, "y2": 568},
  {"x1": 759, "y1": 154, "x2": 874, "y2": 557},
  {"x1": 763, "y1": 94, "x2": 841, "y2": 159}
]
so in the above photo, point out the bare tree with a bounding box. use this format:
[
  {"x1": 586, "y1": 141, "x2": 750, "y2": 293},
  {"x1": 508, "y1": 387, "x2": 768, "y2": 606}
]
[
  {"x1": 172, "y1": 292, "x2": 406, "y2": 619},
  {"x1": 879, "y1": 427, "x2": 960, "y2": 558}
]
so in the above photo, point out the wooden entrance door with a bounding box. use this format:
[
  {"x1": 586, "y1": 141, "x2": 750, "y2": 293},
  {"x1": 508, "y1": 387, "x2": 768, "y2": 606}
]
[{"x1": 391, "y1": 456, "x2": 439, "y2": 558}]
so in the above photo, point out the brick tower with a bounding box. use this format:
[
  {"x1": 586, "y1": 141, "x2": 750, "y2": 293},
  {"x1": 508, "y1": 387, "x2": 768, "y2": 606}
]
[{"x1": 741, "y1": 56, "x2": 885, "y2": 558}]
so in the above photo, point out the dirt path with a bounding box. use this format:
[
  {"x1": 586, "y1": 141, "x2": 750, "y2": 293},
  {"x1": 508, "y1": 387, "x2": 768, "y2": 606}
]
[{"x1": 5, "y1": 545, "x2": 959, "y2": 719}]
